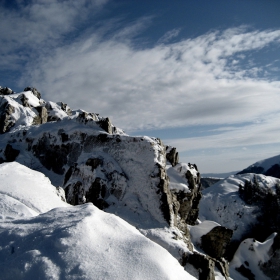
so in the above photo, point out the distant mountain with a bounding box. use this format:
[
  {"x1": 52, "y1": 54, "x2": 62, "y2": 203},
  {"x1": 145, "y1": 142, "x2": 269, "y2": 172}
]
[
  {"x1": 237, "y1": 154, "x2": 280, "y2": 178},
  {"x1": 201, "y1": 171, "x2": 240, "y2": 179}
]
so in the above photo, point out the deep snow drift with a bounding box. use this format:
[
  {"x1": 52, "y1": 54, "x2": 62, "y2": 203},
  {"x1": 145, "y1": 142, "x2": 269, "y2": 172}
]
[{"x1": 0, "y1": 162, "x2": 195, "y2": 280}]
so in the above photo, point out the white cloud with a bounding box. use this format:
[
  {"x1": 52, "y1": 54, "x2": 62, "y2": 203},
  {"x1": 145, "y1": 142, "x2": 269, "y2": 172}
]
[
  {"x1": 2, "y1": 2, "x2": 280, "y2": 168},
  {"x1": 165, "y1": 112, "x2": 280, "y2": 152},
  {"x1": 17, "y1": 26, "x2": 280, "y2": 132},
  {"x1": 0, "y1": 0, "x2": 108, "y2": 68}
]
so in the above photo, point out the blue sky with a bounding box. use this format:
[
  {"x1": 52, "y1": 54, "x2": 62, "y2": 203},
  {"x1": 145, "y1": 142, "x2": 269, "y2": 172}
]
[{"x1": 1, "y1": 0, "x2": 280, "y2": 173}]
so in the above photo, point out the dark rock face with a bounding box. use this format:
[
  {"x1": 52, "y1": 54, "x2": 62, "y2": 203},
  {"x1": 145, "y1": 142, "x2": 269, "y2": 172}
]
[
  {"x1": 201, "y1": 226, "x2": 233, "y2": 259},
  {"x1": 0, "y1": 99, "x2": 15, "y2": 134},
  {"x1": 166, "y1": 146, "x2": 179, "y2": 167},
  {"x1": 187, "y1": 253, "x2": 216, "y2": 280},
  {"x1": 265, "y1": 164, "x2": 280, "y2": 178},
  {"x1": 237, "y1": 166, "x2": 265, "y2": 175},
  {"x1": 0, "y1": 87, "x2": 14, "y2": 95},
  {"x1": 4, "y1": 144, "x2": 20, "y2": 162},
  {"x1": 171, "y1": 164, "x2": 202, "y2": 226},
  {"x1": 97, "y1": 117, "x2": 114, "y2": 134},
  {"x1": 33, "y1": 106, "x2": 48, "y2": 125},
  {"x1": 187, "y1": 252, "x2": 230, "y2": 280}
]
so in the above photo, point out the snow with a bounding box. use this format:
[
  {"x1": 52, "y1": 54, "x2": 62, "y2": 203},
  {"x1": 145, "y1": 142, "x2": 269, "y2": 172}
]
[
  {"x1": 0, "y1": 163, "x2": 196, "y2": 280},
  {"x1": 199, "y1": 173, "x2": 279, "y2": 241},
  {"x1": 229, "y1": 233, "x2": 277, "y2": 280},
  {"x1": 0, "y1": 162, "x2": 68, "y2": 215},
  {"x1": 249, "y1": 154, "x2": 280, "y2": 172},
  {"x1": 167, "y1": 164, "x2": 191, "y2": 193},
  {"x1": 16, "y1": 91, "x2": 41, "y2": 107}
]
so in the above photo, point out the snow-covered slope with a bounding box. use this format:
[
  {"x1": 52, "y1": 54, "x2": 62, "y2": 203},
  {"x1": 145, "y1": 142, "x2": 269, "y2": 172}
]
[
  {"x1": 199, "y1": 173, "x2": 279, "y2": 242},
  {"x1": 229, "y1": 233, "x2": 278, "y2": 280},
  {"x1": 0, "y1": 162, "x2": 196, "y2": 280},
  {"x1": 237, "y1": 154, "x2": 280, "y2": 178}
]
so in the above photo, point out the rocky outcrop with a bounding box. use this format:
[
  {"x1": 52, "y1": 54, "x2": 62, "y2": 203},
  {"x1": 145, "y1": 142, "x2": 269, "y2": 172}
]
[
  {"x1": 0, "y1": 87, "x2": 14, "y2": 95},
  {"x1": 33, "y1": 106, "x2": 48, "y2": 124},
  {"x1": 166, "y1": 145, "x2": 179, "y2": 166},
  {"x1": 4, "y1": 144, "x2": 20, "y2": 162},
  {"x1": 201, "y1": 226, "x2": 233, "y2": 259},
  {"x1": 170, "y1": 163, "x2": 202, "y2": 226},
  {"x1": 0, "y1": 100, "x2": 15, "y2": 134},
  {"x1": 97, "y1": 117, "x2": 114, "y2": 134}
]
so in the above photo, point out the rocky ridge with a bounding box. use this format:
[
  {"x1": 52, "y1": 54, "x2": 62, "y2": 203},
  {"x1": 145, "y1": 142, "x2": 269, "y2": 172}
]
[{"x1": 0, "y1": 86, "x2": 235, "y2": 279}]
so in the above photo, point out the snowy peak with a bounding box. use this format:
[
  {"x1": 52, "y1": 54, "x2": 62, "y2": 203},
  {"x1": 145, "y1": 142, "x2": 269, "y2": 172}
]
[
  {"x1": 237, "y1": 154, "x2": 280, "y2": 178},
  {"x1": 0, "y1": 86, "x2": 124, "y2": 135}
]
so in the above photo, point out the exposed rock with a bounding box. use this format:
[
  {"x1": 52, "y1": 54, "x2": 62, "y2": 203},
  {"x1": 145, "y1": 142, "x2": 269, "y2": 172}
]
[
  {"x1": 97, "y1": 117, "x2": 114, "y2": 134},
  {"x1": 33, "y1": 106, "x2": 48, "y2": 125},
  {"x1": 166, "y1": 146, "x2": 179, "y2": 166},
  {"x1": 0, "y1": 100, "x2": 15, "y2": 133},
  {"x1": 24, "y1": 87, "x2": 41, "y2": 99},
  {"x1": 4, "y1": 144, "x2": 20, "y2": 162},
  {"x1": 20, "y1": 94, "x2": 31, "y2": 107},
  {"x1": 201, "y1": 226, "x2": 233, "y2": 259},
  {"x1": 187, "y1": 252, "x2": 216, "y2": 280},
  {"x1": 170, "y1": 163, "x2": 202, "y2": 226},
  {"x1": 0, "y1": 87, "x2": 13, "y2": 95},
  {"x1": 56, "y1": 101, "x2": 72, "y2": 116}
]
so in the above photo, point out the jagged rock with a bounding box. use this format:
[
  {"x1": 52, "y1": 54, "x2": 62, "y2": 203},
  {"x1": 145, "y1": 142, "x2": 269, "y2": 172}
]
[
  {"x1": 187, "y1": 252, "x2": 230, "y2": 280},
  {"x1": 33, "y1": 106, "x2": 48, "y2": 125},
  {"x1": 56, "y1": 101, "x2": 72, "y2": 116},
  {"x1": 20, "y1": 94, "x2": 31, "y2": 107},
  {"x1": 97, "y1": 117, "x2": 114, "y2": 134},
  {"x1": 170, "y1": 163, "x2": 202, "y2": 226},
  {"x1": 188, "y1": 252, "x2": 216, "y2": 280},
  {"x1": 24, "y1": 87, "x2": 41, "y2": 99},
  {"x1": 201, "y1": 226, "x2": 233, "y2": 259},
  {"x1": 4, "y1": 144, "x2": 20, "y2": 162},
  {"x1": 166, "y1": 146, "x2": 179, "y2": 167},
  {"x1": 0, "y1": 100, "x2": 15, "y2": 133},
  {"x1": 0, "y1": 87, "x2": 14, "y2": 95}
]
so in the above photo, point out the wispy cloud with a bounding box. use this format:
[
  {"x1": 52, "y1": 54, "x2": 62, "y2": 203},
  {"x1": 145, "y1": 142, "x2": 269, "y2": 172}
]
[
  {"x1": 1, "y1": 2, "x2": 280, "y2": 169},
  {"x1": 157, "y1": 28, "x2": 181, "y2": 44},
  {"x1": 18, "y1": 25, "x2": 280, "y2": 132},
  {"x1": 0, "y1": 0, "x2": 108, "y2": 68}
]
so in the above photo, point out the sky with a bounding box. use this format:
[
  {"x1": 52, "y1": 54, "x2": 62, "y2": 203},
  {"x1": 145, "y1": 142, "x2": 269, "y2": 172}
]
[{"x1": 1, "y1": 0, "x2": 280, "y2": 173}]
